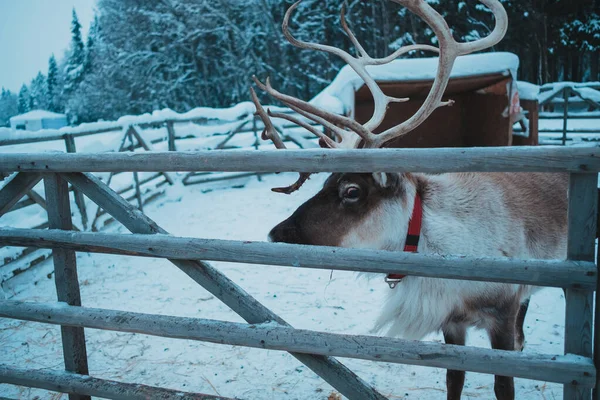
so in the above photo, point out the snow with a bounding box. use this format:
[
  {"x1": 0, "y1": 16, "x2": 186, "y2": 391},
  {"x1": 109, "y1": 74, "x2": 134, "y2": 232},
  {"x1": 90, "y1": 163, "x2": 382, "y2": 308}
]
[
  {"x1": 311, "y1": 52, "x2": 520, "y2": 114},
  {"x1": 9, "y1": 110, "x2": 66, "y2": 123},
  {"x1": 516, "y1": 81, "x2": 540, "y2": 101},
  {"x1": 574, "y1": 87, "x2": 600, "y2": 103},
  {"x1": 0, "y1": 172, "x2": 566, "y2": 399},
  {"x1": 528, "y1": 81, "x2": 600, "y2": 107},
  {"x1": 0, "y1": 102, "x2": 296, "y2": 146}
]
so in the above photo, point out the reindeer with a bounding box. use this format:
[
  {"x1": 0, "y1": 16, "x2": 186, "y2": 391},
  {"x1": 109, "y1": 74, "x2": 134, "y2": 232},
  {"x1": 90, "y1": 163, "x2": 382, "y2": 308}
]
[{"x1": 250, "y1": 1, "x2": 568, "y2": 399}]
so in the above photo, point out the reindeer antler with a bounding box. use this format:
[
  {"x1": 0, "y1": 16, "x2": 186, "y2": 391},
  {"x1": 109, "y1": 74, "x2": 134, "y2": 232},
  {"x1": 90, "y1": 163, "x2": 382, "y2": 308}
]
[
  {"x1": 250, "y1": 87, "x2": 312, "y2": 194},
  {"x1": 252, "y1": 0, "x2": 508, "y2": 192}
]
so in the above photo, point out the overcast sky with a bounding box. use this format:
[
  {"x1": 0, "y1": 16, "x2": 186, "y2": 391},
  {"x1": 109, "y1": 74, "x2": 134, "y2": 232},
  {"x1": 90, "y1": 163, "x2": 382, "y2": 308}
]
[{"x1": 0, "y1": 0, "x2": 96, "y2": 93}]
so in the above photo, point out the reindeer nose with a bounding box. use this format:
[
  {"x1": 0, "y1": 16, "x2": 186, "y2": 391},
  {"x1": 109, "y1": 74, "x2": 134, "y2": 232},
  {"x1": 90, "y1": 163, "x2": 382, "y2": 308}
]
[{"x1": 268, "y1": 218, "x2": 303, "y2": 244}]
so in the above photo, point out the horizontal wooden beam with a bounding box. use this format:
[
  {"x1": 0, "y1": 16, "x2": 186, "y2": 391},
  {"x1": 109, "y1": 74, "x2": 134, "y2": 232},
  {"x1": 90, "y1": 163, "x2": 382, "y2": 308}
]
[
  {"x1": 0, "y1": 228, "x2": 595, "y2": 289},
  {"x1": 1, "y1": 147, "x2": 600, "y2": 173},
  {"x1": 0, "y1": 300, "x2": 595, "y2": 387},
  {"x1": 0, "y1": 127, "x2": 123, "y2": 146},
  {"x1": 0, "y1": 364, "x2": 231, "y2": 400}
]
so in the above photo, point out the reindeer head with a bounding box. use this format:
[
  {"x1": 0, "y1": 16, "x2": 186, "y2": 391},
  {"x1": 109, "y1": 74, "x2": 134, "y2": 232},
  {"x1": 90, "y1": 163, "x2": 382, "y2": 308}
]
[{"x1": 252, "y1": 0, "x2": 508, "y2": 248}]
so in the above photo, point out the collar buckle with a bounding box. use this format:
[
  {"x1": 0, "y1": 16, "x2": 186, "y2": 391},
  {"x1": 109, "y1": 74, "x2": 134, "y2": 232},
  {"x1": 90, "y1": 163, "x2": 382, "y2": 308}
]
[{"x1": 385, "y1": 275, "x2": 403, "y2": 289}]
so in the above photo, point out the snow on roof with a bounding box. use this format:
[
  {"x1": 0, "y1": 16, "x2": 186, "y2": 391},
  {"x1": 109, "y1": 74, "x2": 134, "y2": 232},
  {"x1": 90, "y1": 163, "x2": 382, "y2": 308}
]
[
  {"x1": 10, "y1": 110, "x2": 67, "y2": 123},
  {"x1": 516, "y1": 81, "x2": 540, "y2": 101},
  {"x1": 310, "y1": 52, "x2": 519, "y2": 114}
]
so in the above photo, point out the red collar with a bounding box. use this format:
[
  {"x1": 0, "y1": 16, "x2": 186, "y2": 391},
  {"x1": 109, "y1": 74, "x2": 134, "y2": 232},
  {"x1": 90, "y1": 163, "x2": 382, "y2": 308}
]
[{"x1": 385, "y1": 191, "x2": 422, "y2": 288}]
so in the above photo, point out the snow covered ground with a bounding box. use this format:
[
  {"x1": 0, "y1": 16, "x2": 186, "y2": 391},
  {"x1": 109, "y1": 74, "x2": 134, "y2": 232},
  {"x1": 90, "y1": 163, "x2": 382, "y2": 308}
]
[{"x1": 0, "y1": 172, "x2": 565, "y2": 399}]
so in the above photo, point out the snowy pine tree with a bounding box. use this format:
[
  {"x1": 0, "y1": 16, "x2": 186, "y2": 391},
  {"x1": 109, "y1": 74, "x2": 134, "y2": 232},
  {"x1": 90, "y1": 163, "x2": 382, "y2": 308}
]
[
  {"x1": 64, "y1": 8, "x2": 86, "y2": 94},
  {"x1": 47, "y1": 54, "x2": 62, "y2": 112},
  {"x1": 0, "y1": 88, "x2": 18, "y2": 127},
  {"x1": 85, "y1": 15, "x2": 99, "y2": 72},
  {"x1": 30, "y1": 72, "x2": 49, "y2": 110},
  {"x1": 17, "y1": 85, "x2": 31, "y2": 114}
]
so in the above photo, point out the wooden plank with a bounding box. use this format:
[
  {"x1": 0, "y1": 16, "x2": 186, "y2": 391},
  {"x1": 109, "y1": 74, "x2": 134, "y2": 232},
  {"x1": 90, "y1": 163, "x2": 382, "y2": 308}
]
[
  {"x1": 4, "y1": 197, "x2": 35, "y2": 213},
  {"x1": 63, "y1": 134, "x2": 88, "y2": 229},
  {"x1": 183, "y1": 172, "x2": 258, "y2": 186},
  {"x1": 596, "y1": 225, "x2": 600, "y2": 400},
  {"x1": 43, "y1": 174, "x2": 90, "y2": 400},
  {"x1": 0, "y1": 364, "x2": 231, "y2": 400},
  {"x1": 0, "y1": 173, "x2": 42, "y2": 217},
  {"x1": 3, "y1": 147, "x2": 600, "y2": 173},
  {"x1": 26, "y1": 189, "x2": 47, "y2": 210},
  {"x1": 0, "y1": 227, "x2": 596, "y2": 290},
  {"x1": 572, "y1": 87, "x2": 600, "y2": 110},
  {"x1": 0, "y1": 300, "x2": 595, "y2": 387},
  {"x1": 62, "y1": 171, "x2": 386, "y2": 400},
  {"x1": 115, "y1": 172, "x2": 163, "y2": 195},
  {"x1": 0, "y1": 126, "x2": 122, "y2": 146},
  {"x1": 129, "y1": 126, "x2": 174, "y2": 185},
  {"x1": 565, "y1": 173, "x2": 597, "y2": 400},
  {"x1": 132, "y1": 172, "x2": 143, "y2": 211},
  {"x1": 166, "y1": 121, "x2": 176, "y2": 151},
  {"x1": 285, "y1": 131, "x2": 319, "y2": 149},
  {"x1": 215, "y1": 119, "x2": 249, "y2": 149},
  {"x1": 126, "y1": 129, "x2": 144, "y2": 212},
  {"x1": 563, "y1": 88, "x2": 570, "y2": 145}
]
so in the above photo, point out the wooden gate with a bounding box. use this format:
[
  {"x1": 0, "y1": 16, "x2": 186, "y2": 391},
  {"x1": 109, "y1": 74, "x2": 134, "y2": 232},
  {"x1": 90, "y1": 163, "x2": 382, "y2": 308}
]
[{"x1": 0, "y1": 146, "x2": 598, "y2": 399}]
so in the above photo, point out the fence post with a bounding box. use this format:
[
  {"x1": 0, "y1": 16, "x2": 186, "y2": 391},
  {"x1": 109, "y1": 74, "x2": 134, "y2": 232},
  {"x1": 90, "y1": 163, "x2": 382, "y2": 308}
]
[
  {"x1": 126, "y1": 128, "x2": 144, "y2": 211},
  {"x1": 253, "y1": 116, "x2": 263, "y2": 181},
  {"x1": 565, "y1": 173, "x2": 597, "y2": 400},
  {"x1": 562, "y1": 87, "x2": 570, "y2": 145},
  {"x1": 63, "y1": 134, "x2": 88, "y2": 229},
  {"x1": 166, "y1": 120, "x2": 176, "y2": 151},
  {"x1": 44, "y1": 173, "x2": 90, "y2": 400}
]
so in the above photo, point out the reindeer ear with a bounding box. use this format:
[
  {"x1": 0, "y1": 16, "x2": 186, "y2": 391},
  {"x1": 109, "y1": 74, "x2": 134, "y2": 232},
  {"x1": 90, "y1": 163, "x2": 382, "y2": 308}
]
[
  {"x1": 372, "y1": 172, "x2": 399, "y2": 189},
  {"x1": 372, "y1": 172, "x2": 389, "y2": 188}
]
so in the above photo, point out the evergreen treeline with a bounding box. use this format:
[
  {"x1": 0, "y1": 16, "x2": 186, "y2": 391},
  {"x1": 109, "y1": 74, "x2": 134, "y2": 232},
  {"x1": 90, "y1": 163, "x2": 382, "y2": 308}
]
[{"x1": 0, "y1": 0, "x2": 598, "y2": 127}]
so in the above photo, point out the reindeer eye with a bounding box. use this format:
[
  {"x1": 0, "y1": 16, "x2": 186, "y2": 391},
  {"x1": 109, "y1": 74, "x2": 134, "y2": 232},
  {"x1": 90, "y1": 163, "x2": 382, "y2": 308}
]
[{"x1": 343, "y1": 186, "x2": 361, "y2": 201}]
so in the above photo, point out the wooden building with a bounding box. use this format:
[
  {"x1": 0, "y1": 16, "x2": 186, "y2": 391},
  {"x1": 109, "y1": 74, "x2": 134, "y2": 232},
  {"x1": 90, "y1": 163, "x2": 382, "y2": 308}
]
[{"x1": 312, "y1": 52, "x2": 538, "y2": 147}]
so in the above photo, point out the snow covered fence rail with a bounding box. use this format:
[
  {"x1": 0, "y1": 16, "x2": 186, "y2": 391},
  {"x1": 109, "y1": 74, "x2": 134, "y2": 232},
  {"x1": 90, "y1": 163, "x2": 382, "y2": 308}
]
[{"x1": 0, "y1": 146, "x2": 598, "y2": 399}]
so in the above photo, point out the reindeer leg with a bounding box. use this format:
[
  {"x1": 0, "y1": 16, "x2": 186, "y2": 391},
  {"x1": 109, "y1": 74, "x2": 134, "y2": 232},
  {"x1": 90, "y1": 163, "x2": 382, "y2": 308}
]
[
  {"x1": 514, "y1": 298, "x2": 530, "y2": 351},
  {"x1": 443, "y1": 325, "x2": 467, "y2": 400},
  {"x1": 489, "y1": 307, "x2": 519, "y2": 400}
]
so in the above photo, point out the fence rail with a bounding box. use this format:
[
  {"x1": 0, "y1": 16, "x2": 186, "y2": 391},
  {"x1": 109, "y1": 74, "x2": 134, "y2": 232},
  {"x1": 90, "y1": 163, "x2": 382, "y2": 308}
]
[
  {"x1": 0, "y1": 228, "x2": 595, "y2": 289},
  {"x1": 0, "y1": 364, "x2": 231, "y2": 400},
  {"x1": 0, "y1": 146, "x2": 598, "y2": 399},
  {"x1": 0, "y1": 300, "x2": 594, "y2": 387},
  {"x1": 1, "y1": 146, "x2": 600, "y2": 173}
]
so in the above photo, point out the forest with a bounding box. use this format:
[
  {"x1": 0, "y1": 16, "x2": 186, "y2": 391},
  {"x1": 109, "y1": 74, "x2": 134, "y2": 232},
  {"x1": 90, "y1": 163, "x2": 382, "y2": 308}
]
[{"x1": 0, "y1": 0, "x2": 598, "y2": 126}]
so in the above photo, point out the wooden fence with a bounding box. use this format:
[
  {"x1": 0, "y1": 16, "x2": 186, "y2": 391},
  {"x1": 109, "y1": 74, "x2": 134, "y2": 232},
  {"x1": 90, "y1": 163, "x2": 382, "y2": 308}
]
[
  {"x1": 0, "y1": 110, "x2": 318, "y2": 294},
  {"x1": 0, "y1": 147, "x2": 598, "y2": 399},
  {"x1": 537, "y1": 83, "x2": 600, "y2": 145}
]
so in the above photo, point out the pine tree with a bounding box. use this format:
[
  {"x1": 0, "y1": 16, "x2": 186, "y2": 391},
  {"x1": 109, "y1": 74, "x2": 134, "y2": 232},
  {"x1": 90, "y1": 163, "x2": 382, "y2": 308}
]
[
  {"x1": 17, "y1": 85, "x2": 31, "y2": 114},
  {"x1": 0, "y1": 87, "x2": 19, "y2": 127},
  {"x1": 85, "y1": 15, "x2": 99, "y2": 72},
  {"x1": 30, "y1": 72, "x2": 49, "y2": 110},
  {"x1": 47, "y1": 54, "x2": 61, "y2": 112},
  {"x1": 64, "y1": 8, "x2": 86, "y2": 93}
]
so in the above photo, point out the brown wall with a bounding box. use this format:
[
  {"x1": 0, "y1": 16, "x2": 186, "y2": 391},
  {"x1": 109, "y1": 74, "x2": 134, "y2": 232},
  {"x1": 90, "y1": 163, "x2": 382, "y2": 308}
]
[{"x1": 353, "y1": 74, "x2": 531, "y2": 148}]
